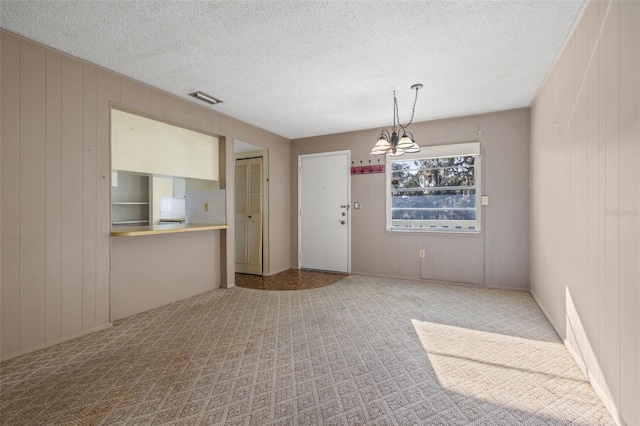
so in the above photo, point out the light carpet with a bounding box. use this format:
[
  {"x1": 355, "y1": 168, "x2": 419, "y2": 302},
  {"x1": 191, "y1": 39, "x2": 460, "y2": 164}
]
[{"x1": 0, "y1": 275, "x2": 613, "y2": 425}]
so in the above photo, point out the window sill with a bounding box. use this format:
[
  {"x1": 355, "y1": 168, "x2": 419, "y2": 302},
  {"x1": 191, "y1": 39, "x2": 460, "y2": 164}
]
[{"x1": 386, "y1": 227, "x2": 482, "y2": 236}]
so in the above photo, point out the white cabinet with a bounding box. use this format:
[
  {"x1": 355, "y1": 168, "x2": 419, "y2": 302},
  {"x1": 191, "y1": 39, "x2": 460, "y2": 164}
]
[
  {"x1": 173, "y1": 178, "x2": 186, "y2": 199},
  {"x1": 111, "y1": 109, "x2": 219, "y2": 181}
]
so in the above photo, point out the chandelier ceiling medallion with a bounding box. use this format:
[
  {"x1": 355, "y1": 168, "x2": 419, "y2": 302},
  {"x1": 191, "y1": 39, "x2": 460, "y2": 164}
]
[{"x1": 370, "y1": 83, "x2": 423, "y2": 157}]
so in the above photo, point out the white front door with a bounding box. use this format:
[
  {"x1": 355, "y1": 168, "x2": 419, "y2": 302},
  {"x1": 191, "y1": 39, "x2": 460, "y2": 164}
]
[
  {"x1": 298, "y1": 151, "x2": 350, "y2": 273},
  {"x1": 235, "y1": 157, "x2": 263, "y2": 275}
]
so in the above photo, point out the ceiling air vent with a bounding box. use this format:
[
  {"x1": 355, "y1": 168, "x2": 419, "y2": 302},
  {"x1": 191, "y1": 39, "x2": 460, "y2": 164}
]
[{"x1": 188, "y1": 91, "x2": 223, "y2": 105}]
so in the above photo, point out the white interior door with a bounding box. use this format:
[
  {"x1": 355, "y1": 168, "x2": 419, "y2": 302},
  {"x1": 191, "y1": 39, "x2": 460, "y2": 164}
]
[
  {"x1": 236, "y1": 157, "x2": 263, "y2": 275},
  {"x1": 298, "y1": 151, "x2": 350, "y2": 273}
]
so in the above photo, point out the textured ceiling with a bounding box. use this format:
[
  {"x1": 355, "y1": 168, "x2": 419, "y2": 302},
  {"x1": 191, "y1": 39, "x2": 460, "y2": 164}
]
[{"x1": 0, "y1": 0, "x2": 586, "y2": 139}]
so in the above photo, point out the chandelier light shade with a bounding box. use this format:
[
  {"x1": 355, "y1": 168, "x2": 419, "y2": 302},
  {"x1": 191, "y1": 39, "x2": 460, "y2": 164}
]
[{"x1": 370, "y1": 84, "x2": 423, "y2": 157}]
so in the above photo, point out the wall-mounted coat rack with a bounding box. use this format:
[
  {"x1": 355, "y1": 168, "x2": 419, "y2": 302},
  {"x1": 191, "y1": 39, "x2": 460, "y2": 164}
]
[{"x1": 351, "y1": 159, "x2": 385, "y2": 175}]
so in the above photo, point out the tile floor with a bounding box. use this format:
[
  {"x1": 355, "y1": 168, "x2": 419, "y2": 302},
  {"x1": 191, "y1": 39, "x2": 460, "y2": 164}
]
[{"x1": 235, "y1": 269, "x2": 346, "y2": 291}]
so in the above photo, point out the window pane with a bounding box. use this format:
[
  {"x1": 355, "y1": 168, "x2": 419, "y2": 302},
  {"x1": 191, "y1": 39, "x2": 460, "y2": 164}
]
[
  {"x1": 391, "y1": 156, "x2": 475, "y2": 172},
  {"x1": 435, "y1": 167, "x2": 474, "y2": 186},
  {"x1": 392, "y1": 189, "x2": 476, "y2": 209},
  {"x1": 391, "y1": 209, "x2": 476, "y2": 221},
  {"x1": 391, "y1": 165, "x2": 474, "y2": 189},
  {"x1": 391, "y1": 169, "x2": 431, "y2": 189}
]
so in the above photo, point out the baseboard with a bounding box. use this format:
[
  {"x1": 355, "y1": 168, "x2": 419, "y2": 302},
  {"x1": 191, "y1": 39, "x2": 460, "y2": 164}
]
[
  {"x1": 587, "y1": 368, "x2": 625, "y2": 426},
  {"x1": 350, "y1": 270, "x2": 423, "y2": 282},
  {"x1": 530, "y1": 290, "x2": 624, "y2": 426},
  {"x1": 1, "y1": 323, "x2": 113, "y2": 362},
  {"x1": 263, "y1": 267, "x2": 290, "y2": 277},
  {"x1": 351, "y1": 271, "x2": 530, "y2": 293},
  {"x1": 530, "y1": 290, "x2": 564, "y2": 337},
  {"x1": 563, "y1": 337, "x2": 588, "y2": 379}
]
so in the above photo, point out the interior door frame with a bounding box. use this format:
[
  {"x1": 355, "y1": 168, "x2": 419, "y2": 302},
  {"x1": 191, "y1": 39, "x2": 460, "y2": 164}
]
[
  {"x1": 297, "y1": 150, "x2": 351, "y2": 273},
  {"x1": 234, "y1": 143, "x2": 269, "y2": 276},
  {"x1": 235, "y1": 157, "x2": 264, "y2": 275}
]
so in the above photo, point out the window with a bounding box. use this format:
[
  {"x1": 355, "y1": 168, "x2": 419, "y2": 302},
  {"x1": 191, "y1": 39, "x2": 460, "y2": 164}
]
[{"x1": 386, "y1": 142, "x2": 481, "y2": 232}]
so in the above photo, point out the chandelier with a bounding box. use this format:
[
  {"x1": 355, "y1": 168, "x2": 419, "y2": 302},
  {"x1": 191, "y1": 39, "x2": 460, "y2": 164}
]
[{"x1": 370, "y1": 84, "x2": 423, "y2": 156}]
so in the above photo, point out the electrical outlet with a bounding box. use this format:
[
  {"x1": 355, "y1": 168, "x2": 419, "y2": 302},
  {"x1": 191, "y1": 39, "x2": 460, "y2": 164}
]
[
  {"x1": 204, "y1": 203, "x2": 209, "y2": 212},
  {"x1": 419, "y1": 249, "x2": 425, "y2": 258}
]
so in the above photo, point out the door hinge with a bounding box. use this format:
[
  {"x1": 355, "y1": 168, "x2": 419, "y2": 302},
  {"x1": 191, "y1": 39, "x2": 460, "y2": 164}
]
[
  {"x1": 299, "y1": 209, "x2": 303, "y2": 216},
  {"x1": 299, "y1": 252, "x2": 303, "y2": 259}
]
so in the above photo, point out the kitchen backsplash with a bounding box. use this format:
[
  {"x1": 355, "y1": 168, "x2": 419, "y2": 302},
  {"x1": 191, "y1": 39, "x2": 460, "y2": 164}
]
[
  {"x1": 160, "y1": 196, "x2": 185, "y2": 220},
  {"x1": 186, "y1": 189, "x2": 226, "y2": 224}
]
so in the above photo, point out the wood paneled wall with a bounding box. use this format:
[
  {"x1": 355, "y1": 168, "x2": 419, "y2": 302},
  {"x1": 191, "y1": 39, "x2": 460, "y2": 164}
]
[
  {"x1": 0, "y1": 30, "x2": 291, "y2": 360},
  {"x1": 1, "y1": 35, "x2": 109, "y2": 357},
  {"x1": 291, "y1": 108, "x2": 531, "y2": 290},
  {"x1": 530, "y1": 1, "x2": 639, "y2": 424}
]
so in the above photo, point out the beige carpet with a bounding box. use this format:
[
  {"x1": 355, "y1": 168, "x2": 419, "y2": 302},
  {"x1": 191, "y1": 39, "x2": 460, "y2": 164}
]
[{"x1": 0, "y1": 275, "x2": 613, "y2": 425}]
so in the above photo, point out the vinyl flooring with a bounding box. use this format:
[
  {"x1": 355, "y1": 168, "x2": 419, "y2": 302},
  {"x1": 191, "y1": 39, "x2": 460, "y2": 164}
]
[{"x1": 235, "y1": 269, "x2": 346, "y2": 291}]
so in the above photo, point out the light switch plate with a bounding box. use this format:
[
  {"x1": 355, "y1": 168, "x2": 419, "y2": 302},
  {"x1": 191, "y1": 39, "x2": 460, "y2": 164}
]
[
  {"x1": 481, "y1": 195, "x2": 489, "y2": 206},
  {"x1": 354, "y1": 201, "x2": 362, "y2": 209}
]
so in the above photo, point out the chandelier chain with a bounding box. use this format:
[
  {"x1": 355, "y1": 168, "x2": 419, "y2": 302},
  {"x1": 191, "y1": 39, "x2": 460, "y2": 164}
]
[
  {"x1": 400, "y1": 86, "x2": 420, "y2": 132},
  {"x1": 393, "y1": 91, "x2": 398, "y2": 130}
]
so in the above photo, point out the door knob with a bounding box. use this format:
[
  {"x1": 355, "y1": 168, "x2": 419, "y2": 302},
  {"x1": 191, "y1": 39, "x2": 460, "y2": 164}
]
[{"x1": 340, "y1": 220, "x2": 346, "y2": 225}]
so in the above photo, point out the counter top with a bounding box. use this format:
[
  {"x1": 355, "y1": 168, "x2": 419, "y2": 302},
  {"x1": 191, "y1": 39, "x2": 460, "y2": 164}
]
[{"x1": 111, "y1": 223, "x2": 228, "y2": 237}]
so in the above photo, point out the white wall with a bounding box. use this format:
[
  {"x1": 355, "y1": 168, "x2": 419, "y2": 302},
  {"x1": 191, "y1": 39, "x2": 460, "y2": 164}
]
[{"x1": 530, "y1": 1, "x2": 639, "y2": 424}]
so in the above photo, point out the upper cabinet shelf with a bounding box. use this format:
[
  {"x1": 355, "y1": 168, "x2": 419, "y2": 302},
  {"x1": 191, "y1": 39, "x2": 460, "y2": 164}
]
[
  {"x1": 111, "y1": 171, "x2": 150, "y2": 226},
  {"x1": 112, "y1": 201, "x2": 149, "y2": 205}
]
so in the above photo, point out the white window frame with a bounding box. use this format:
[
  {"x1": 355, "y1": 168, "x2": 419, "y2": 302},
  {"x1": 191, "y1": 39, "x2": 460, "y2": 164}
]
[{"x1": 385, "y1": 142, "x2": 481, "y2": 233}]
